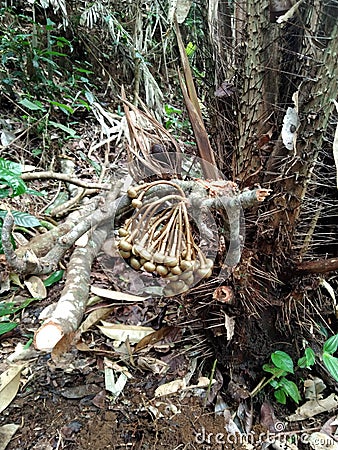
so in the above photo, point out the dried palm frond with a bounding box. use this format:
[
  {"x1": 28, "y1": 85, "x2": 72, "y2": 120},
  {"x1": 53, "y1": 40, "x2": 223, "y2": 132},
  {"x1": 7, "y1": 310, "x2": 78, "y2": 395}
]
[{"x1": 121, "y1": 88, "x2": 182, "y2": 181}]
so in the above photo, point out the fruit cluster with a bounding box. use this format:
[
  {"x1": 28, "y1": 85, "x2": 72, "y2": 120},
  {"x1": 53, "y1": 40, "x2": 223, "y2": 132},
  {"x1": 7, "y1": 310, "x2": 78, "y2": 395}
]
[{"x1": 117, "y1": 181, "x2": 213, "y2": 296}]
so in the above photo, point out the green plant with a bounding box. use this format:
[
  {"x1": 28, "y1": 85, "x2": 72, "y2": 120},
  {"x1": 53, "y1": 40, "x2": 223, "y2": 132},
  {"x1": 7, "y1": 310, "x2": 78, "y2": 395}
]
[
  {"x1": 0, "y1": 157, "x2": 41, "y2": 253},
  {"x1": 0, "y1": 157, "x2": 27, "y2": 199},
  {"x1": 251, "y1": 335, "x2": 338, "y2": 404},
  {"x1": 261, "y1": 351, "x2": 301, "y2": 404},
  {"x1": 164, "y1": 104, "x2": 192, "y2": 135},
  {"x1": 0, "y1": 9, "x2": 97, "y2": 116},
  {"x1": 0, "y1": 297, "x2": 37, "y2": 335},
  {"x1": 320, "y1": 335, "x2": 338, "y2": 381}
]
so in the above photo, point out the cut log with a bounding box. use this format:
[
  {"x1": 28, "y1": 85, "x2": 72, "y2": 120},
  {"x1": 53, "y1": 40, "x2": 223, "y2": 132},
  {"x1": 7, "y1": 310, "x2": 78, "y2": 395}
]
[{"x1": 34, "y1": 225, "x2": 108, "y2": 351}]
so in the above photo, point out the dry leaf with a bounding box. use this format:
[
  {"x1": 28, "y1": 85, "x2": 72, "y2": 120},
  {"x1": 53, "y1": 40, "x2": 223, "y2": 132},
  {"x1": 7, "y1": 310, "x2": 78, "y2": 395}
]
[
  {"x1": 51, "y1": 332, "x2": 77, "y2": 362},
  {"x1": 134, "y1": 326, "x2": 180, "y2": 351},
  {"x1": 320, "y1": 415, "x2": 338, "y2": 439},
  {"x1": 9, "y1": 273, "x2": 24, "y2": 288},
  {"x1": 0, "y1": 423, "x2": 20, "y2": 450},
  {"x1": 304, "y1": 377, "x2": 326, "y2": 400},
  {"x1": 79, "y1": 306, "x2": 114, "y2": 334},
  {"x1": 7, "y1": 343, "x2": 39, "y2": 363},
  {"x1": 224, "y1": 409, "x2": 242, "y2": 435},
  {"x1": 24, "y1": 275, "x2": 47, "y2": 299},
  {"x1": 98, "y1": 321, "x2": 154, "y2": 344},
  {"x1": 104, "y1": 367, "x2": 128, "y2": 401},
  {"x1": 154, "y1": 378, "x2": 186, "y2": 397},
  {"x1": 276, "y1": 0, "x2": 304, "y2": 23},
  {"x1": 260, "y1": 400, "x2": 280, "y2": 432},
  {"x1": 320, "y1": 279, "x2": 337, "y2": 318},
  {"x1": 60, "y1": 384, "x2": 101, "y2": 399},
  {"x1": 168, "y1": 0, "x2": 192, "y2": 24},
  {"x1": 0, "y1": 364, "x2": 25, "y2": 414},
  {"x1": 91, "y1": 286, "x2": 148, "y2": 302},
  {"x1": 137, "y1": 356, "x2": 169, "y2": 375},
  {"x1": 214, "y1": 81, "x2": 236, "y2": 98},
  {"x1": 288, "y1": 394, "x2": 338, "y2": 421}
]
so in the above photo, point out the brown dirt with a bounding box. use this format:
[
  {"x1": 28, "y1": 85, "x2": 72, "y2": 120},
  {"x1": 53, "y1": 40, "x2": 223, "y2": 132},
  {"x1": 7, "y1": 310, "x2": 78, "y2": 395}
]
[
  {"x1": 1, "y1": 269, "x2": 337, "y2": 450},
  {"x1": 1, "y1": 356, "x2": 250, "y2": 450}
]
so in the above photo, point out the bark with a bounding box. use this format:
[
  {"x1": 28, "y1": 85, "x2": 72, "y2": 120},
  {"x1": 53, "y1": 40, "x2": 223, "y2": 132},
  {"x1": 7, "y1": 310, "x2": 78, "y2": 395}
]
[
  {"x1": 34, "y1": 224, "x2": 109, "y2": 351},
  {"x1": 296, "y1": 258, "x2": 338, "y2": 275}
]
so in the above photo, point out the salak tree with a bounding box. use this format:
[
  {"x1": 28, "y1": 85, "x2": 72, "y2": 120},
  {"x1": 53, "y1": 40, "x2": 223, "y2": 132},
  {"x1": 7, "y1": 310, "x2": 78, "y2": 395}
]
[{"x1": 1, "y1": 0, "x2": 337, "y2": 393}]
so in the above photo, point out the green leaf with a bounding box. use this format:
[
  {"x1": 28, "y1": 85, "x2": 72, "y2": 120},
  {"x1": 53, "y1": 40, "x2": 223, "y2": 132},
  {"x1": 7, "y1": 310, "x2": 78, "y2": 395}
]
[
  {"x1": 0, "y1": 158, "x2": 22, "y2": 175},
  {"x1": 19, "y1": 98, "x2": 45, "y2": 111},
  {"x1": 263, "y1": 363, "x2": 287, "y2": 377},
  {"x1": 0, "y1": 302, "x2": 17, "y2": 317},
  {"x1": 323, "y1": 335, "x2": 338, "y2": 355},
  {"x1": 43, "y1": 270, "x2": 64, "y2": 287},
  {"x1": 42, "y1": 50, "x2": 67, "y2": 57},
  {"x1": 48, "y1": 120, "x2": 78, "y2": 137},
  {"x1": 322, "y1": 353, "x2": 338, "y2": 382},
  {"x1": 0, "y1": 322, "x2": 17, "y2": 335},
  {"x1": 274, "y1": 388, "x2": 286, "y2": 404},
  {"x1": 279, "y1": 378, "x2": 301, "y2": 404},
  {"x1": 25, "y1": 188, "x2": 44, "y2": 197},
  {"x1": 164, "y1": 104, "x2": 182, "y2": 116},
  {"x1": 49, "y1": 101, "x2": 74, "y2": 114},
  {"x1": 269, "y1": 379, "x2": 279, "y2": 388},
  {"x1": 0, "y1": 189, "x2": 11, "y2": 198},
  {"x1": 76, "y1": 99, "x2": 91, "y2": 111},
  {"x1": 46, "y1": 18, "x2": 55, "y2": 29},
  {"x1": 185, "y1": 41, "x2": 196, "y2": 57},
  {"x1": 75, "y1": 67, "x2": 93, "y2": 75},
  {"x1": 12, "y1": 211, "x2": 40, "y2": 227},
  {"x1": 298, "y1": 347, "x2": 316, "y2": 368},
  {"x1": 0, "y1": 169, "x2": 27, "y2": 196},
  {"x1": 271, "y1": 351, "x2": 294, "y2": 374},
  {"x1": 0, "y1": 210, "x2": 40, "y2": 227}
]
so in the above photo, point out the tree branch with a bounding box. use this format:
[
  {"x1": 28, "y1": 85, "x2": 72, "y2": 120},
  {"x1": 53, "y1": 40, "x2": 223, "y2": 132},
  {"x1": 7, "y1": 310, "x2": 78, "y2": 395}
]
[{"x1": 296, "y1": 258, "x2": 338, "y2": 274}]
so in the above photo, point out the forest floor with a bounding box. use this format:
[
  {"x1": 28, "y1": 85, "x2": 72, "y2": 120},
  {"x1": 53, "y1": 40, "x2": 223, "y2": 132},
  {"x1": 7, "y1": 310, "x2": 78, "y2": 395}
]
[
  {"x1": 1, "y1": 254, "x2": 337, "y2": 450},
  {"x1": 0, "y1": 91, "x2": 337, "y2": 450}
]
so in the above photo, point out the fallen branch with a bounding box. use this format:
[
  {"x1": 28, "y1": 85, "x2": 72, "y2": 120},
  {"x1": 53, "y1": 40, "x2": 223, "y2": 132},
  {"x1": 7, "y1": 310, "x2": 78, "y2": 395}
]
[
  {"x1": 2, "y1": 180, "x2": 269, "y2": 276},
  {"x1": 296, "y1": 257, "x2": 338, "y2": 274},
  {"x1": 34, "y1": 224, "x2": 109, "y2": 351},
  {"x1": 21, "y1": 171, "x2": 111, "y2": 190},
  {"x1": 2, "y1": 183, "x2": 123, "y2": 275}
]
